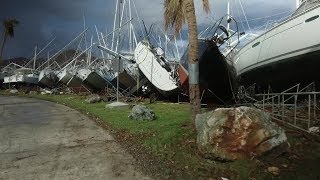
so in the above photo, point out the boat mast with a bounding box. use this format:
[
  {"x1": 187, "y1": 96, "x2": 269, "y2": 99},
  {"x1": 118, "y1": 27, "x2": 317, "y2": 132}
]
[
  {"x1": 227, "y1": 0, "x2": 231, "y2": 48},
  {"x1": 111, "y1": 0, "x2": 119, "y2": 52},
  {"x1": 33, "y1": 46, "x2": 37, "y2": 70},
  {"x1": 296, "y1": 0, "x2": 300, "y2": 9}
]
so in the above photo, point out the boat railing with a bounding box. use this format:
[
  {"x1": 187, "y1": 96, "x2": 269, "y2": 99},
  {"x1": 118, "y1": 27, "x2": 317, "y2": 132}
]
[{"x1": 206, "y1": 14, "x2": 243, "y2": 58}]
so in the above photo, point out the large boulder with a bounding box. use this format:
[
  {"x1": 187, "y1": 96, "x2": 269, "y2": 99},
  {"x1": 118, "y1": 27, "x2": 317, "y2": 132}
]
[
  {"x1": 196, "y1": 106, "x2": 288, "y2": 161},
  {"x1": 85, "y1": 94, "x2": 101, "y2": 103},
  {"x1": 129, "y1": 105, "x2": 156, "y2": 121}
]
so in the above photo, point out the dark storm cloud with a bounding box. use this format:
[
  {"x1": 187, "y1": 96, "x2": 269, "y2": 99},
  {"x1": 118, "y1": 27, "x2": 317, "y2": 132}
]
[
  {"x1": 0, "y1": 0, "x2": 117, "y2": 59},
  {"x1": 0, "y1": 0, "x2": 296, "y2": 59}
]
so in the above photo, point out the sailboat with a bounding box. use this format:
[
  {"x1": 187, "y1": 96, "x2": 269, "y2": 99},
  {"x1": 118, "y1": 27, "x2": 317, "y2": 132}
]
[
  {"x1": 3, "y1": 45, "x2": 46, "y2": 86},
  {"x1": 76, "y1": 66, "x2": 109, "y2": 90},
  {"x1": 232, "y1": 0, "x2": 320, "y2": 90},
  {"x1": 38, "y1": 68, "x2": 58, "y2": 87},
  {"x1": 4, "y1": 68, "x2": 39, "y2": 85},
  {"x1": 178, "y1": 7, "x2": 242, "y2": 104},
  {"x1": 134, "y1": 40, "x2": 180, "y2": 95},
  {"x1": 0, "y1": 72, "x2": 3, "y2": 85},
  {"x1": 57, "y1": 68, "x2": 82, "y2": 87}
]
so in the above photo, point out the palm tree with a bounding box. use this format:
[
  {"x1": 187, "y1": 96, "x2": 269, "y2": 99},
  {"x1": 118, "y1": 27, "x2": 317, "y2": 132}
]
[
  {"x1": 0, "y1": 18, "x2": 19, "y2": 65},
  {"x1": 164, "y1": 0, "x2": 210, "y2": 122}
]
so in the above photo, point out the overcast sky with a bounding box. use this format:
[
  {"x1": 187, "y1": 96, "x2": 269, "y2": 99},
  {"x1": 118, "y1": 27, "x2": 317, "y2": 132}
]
[{"x1": 0, "y1": 0, "x2": 296, "y2": 59}]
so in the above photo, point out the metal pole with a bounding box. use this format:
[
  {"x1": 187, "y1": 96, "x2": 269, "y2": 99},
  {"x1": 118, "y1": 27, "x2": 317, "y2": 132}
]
[
  {"x1": 282, "y1": 95, "x2": 285, "y2": 121},
  {"x1": 294, "y1": 95, "x2": 297, "y2": 125},
  {"x1": 111, "y1": 0, "x2": 119, "y2": 52},
  {"x1": 262, "y1": 95, "x2": 265, "y2": 110},
  {"x1": 33, "y1": 46, "x2": 37, "y2": 70},
  {"x1": 314, "y1": 93, "x2": 317, "y2": 120},
  {"x1": 116, "y1": 0, "x2": 123, "y2": 102},
  {"x1": 128, "y1": 0, "x2": 132, "y2": 52},
  {"x1": 308, "y1": 94, "x2": 311, "y2": 129},
  {"x1": 271, "y1": 96, "x2": 274, "y2": 114},
  {"x1": 278, "y1": 95, "x2": 281, "y2": 116}
]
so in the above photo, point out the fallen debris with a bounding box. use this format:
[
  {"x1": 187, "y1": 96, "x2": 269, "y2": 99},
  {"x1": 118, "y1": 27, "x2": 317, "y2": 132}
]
[
  {"x1": 267, "y1": 166, "x2": 280, "y2": 176},
  {"x1": 28, "y1": 91, "x2": 38, "y2": 95},
  {"x1": 85, "y1": 94, "x2": 101, "y2": 103},
  {"x1": 9, "y1": 89, "x2": 18, "y2": 94},
  {"x1": 309, "y1": 126, "x2": 319, "y2": 133}
]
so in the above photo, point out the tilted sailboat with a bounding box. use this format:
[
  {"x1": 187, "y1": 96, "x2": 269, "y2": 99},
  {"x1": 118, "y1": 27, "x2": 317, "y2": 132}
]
[
  {"x1": 76, "y1": 66, "x2": 110, "y2": 90},
  {"x1": 178, "y1": 39, "x2": 237, "y2": 103},
  {"x1": 233, "y1": 0, "x2": 320, "y2": 90},
  {"x1": 38, "y1": 68, "x2": 58, "y2": 87},
  {"x1": 134, "y1": 40, "x2": 179, "y2": 95},
  {"x1": 178, "y1": 12, "x2": 242, "y2": 103},
  {"x1": 57, "y1": 68, "x2": 82, "y2": 87}
]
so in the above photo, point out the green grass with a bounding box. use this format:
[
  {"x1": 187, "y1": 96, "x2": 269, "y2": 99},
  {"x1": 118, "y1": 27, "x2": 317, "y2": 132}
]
[{"x1": 3, "y1": 91, "x2": 320, "y2": 179}]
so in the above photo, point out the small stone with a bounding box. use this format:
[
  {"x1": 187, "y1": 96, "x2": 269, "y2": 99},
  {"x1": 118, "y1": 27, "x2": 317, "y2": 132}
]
[
  {"x1": 106, "y1": 102, "x2": 130, "y2": 109},
  {"x1": 28, "y1": 91, "x2": 37, "y2": 95},
  {"x1": 85, "y1": 94, "x2": 101, "y2": 103},
  {"x1": 9, "y1": 89, "x2": 18, "y2": 94},
  {"x1": 128, "y1": 105, "x2": 156, "y2": 121},
  {"x1": 267, "y1": 166, "x2": 279, "y2": 176},
  {"x1": 309, "y1": 126, "x2": 319, "y2": 133}
]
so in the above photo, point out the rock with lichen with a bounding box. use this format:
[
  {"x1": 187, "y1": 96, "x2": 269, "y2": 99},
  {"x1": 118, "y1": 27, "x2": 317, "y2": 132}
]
[
  {"x1": 196, "y1": 106, "x2": 288, "y2": 161},
  {"x1": 129, "y1": 105, "x2": 155, "y2": 121}
]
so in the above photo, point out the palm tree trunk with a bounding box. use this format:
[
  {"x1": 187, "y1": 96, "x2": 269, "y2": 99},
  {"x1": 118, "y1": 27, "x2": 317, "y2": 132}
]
[
  {"x1": 0, "y1": 32, "x2": 7, "y2": 65},
  {"x1": 184, "y1": 0, "x2": 201, "y2": 123}
]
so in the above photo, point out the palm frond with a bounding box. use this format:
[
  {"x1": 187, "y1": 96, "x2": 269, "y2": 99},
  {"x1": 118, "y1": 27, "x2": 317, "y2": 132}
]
[
  {"x1": 164, "y1": 0, "x2": 186, "y2": 35},
  {"x1": 3, "y1": 18, "x2": 19, "y2": 38},
  {"x1": 164, "y1": 0, "x2": 211, "y2": 35},
  {"x1": 202, "y1": 0, "x2": 211, "y2": 14}
]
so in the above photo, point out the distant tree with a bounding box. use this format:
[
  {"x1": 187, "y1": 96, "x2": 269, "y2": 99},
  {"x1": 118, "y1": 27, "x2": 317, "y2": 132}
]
[
  {"x1": 0, "y1": 18, "x2": 19, "y2": 65},
  {"x1": 164, "y1": 0, "x2": 210, "y2": 123}
]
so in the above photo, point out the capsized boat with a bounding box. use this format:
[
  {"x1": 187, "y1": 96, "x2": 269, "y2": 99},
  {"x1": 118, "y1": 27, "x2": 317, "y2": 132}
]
[
  {"x1": 0, "y1": 72, "x2": 4, "y2": 85},
  {"x1": 179, "y1": 39, "x2": 237, "y2": 104},
  {"x1": 233, "y1": 0, "x2": 320, "y2": 90},
  {"x1": 3, "y1": 68, "x2": 39, "y2": 85},
  {"x1": 76, "y1": 67, "x2": 109, "y2": 90},
  {"x1": 134, "y1": 40, "x2": 179, "y2": 95},
  {"x1": 56, "y1": 68, "x2": 82, "y2": 87},
  {"x1": 38, "y1": 68, "x2": 58, "y2": 87}
]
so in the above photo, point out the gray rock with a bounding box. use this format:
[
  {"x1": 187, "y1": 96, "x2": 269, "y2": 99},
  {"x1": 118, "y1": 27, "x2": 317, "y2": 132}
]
[
  {"x1": 29, "y1": 91, "x2": 38, "y2": 95},
  {"x1": 106, "y1": 101, "x2": 129, "y2": 109},
  {"x1": 40, "y1": 88, "x2": 55, "y2": 95},
  {"x1": 196, "y1": 106, "x2": 288, "y2": 161},
  {"x1": 129, "y1": 105, "x2": 156, "y2": 121},
  {"x1": 9, "y1": 89, "x2": 18, "y2": 94},
  {"x1": 85, "y1": 94, "x2": 101, "y2": 103}
]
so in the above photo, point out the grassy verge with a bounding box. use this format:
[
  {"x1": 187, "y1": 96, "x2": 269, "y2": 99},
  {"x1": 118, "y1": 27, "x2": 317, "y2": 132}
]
[{"x1": 2, "y1": 91, "x2": 320, "y2": 179}]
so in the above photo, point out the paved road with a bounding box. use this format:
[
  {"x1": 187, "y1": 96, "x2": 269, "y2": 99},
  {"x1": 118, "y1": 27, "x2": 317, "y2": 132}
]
[{"x1": 0, "y1": 96, "x2": 150, "y2": 180}]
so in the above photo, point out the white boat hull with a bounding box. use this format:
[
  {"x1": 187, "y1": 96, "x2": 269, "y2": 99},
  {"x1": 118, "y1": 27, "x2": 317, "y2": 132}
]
[
  {"x1": 4, "y1": 74, "x2": 39, "y2": 84},
  {"x1": 233, "y1": 5, "x2": 320, "y2": 89},
  {"x1": 77, "y1": 68, "x2": 108, "y2": 90},
  {"x1": 38, "y1": 69, "x2": 58, "y2": 87},
  {"x1": 134, "y1": 41, "x2": 178, "y2": 93},
  {"x1": 57, "y1": 69, "x2": 81, "y2": 87}
]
